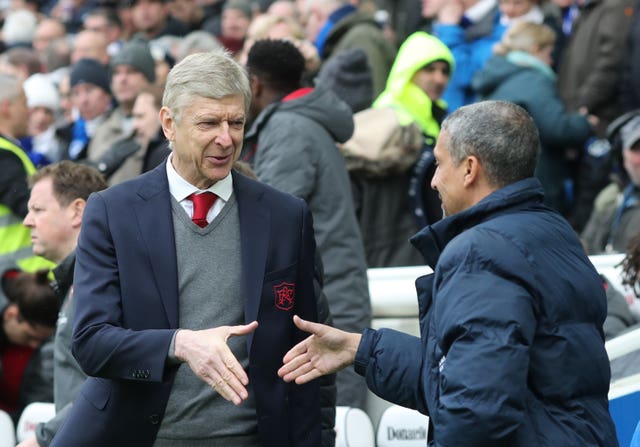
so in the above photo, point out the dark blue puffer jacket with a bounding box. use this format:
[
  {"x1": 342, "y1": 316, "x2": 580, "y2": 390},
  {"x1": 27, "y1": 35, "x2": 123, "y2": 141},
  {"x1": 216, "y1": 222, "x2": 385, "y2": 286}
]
[{"x1": 355, "y1": 178, "x2": 618, "y2": 446}]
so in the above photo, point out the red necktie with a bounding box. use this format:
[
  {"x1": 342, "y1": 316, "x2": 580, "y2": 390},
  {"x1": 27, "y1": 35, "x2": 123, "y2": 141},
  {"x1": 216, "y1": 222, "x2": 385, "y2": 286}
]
[{"x1": 188, "y1": 192, "x2": 218, "y2": 228}]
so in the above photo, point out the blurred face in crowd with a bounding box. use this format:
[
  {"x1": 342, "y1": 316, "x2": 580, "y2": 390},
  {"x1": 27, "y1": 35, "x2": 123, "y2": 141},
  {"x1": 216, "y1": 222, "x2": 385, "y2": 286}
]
[
  {"x1": 24, "y1": 177, "x2": 83, "y2": 264},
  {"x1": 33, "y1": 19, "x2": 66, "y2": 55},
  {"x1": 71, "y1": 30, "x2": 109, "y2": 64},
  {"x1": 111, "y1": 64, "x2": 150, "y2": 109},
  {"x1": 221, "y1": 8, "x2": 251, "y2": 40},
  {"x1": 132, "y1": 0, "x2": 168, "y2": 34},
  {"x1": 2, "y1": 87, "x2": 29, "y2": 138},
  {"x1": 624, "y1": 140, "x2": 640, "y2": 187},
  {"x1": 160, "y1": 95, "x2": 245, "y2": 189},
  {"x1": 132, "y1": 91, "x2": 160, "y2": 147},
  {"x1": 71, "y1": 82, "x2": 112, "y2": 121},
  {"x1": 168, "y1": 0, "x2": 201, "y2": 25},
  {"x1": 28, "y1": 106, "x2": 56, "y2": 135},
  {"x1": 411, "y1": 60, "x2": 450, "y2": 101},
  {"x1": 302, "y1": 5, "x2": 324, "y2": 42},
  {"x1": 84, "y1": 14, "x2": 121, "y2": 44},
  {"x1": 499, "y1": 0, "x2": 536, "y2": 19},
  {"x1": 3, "y1": 304, "x2": 54, "y2": 348}
]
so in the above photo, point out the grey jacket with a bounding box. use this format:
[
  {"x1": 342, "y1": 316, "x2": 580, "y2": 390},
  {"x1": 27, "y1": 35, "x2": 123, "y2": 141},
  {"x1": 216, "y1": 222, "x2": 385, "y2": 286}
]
[
  {"x1": 36, "y1": 252, "x2": 85, "y2": 447},
  {"x1": 244, "y1": 86, "x2": 371, "y2": 332},
  {"x1": 243, "y1": 86, "x2": 371, "y2": 408}
]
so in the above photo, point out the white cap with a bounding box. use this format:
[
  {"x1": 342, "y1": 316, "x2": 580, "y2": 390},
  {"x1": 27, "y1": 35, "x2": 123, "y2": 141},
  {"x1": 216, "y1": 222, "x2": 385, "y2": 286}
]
[
  {"x1": 23, "y1": 74, "x2": 61, "y2": 112},
  {"x1": 1, "y1": 9, "x2": 37, "y2": 46}
]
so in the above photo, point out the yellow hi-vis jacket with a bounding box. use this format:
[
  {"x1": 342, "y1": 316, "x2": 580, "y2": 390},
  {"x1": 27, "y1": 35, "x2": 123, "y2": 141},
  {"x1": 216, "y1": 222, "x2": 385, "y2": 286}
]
[{"x1": 0, "y1": 136, "x2": 54, "y2": 274}]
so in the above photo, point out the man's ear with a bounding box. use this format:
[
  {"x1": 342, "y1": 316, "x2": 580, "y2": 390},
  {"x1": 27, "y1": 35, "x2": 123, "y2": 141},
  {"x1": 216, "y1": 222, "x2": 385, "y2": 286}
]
[
  {"x1": 69, "y1": 198, "x2": 86, "y2": 228},
  {"x1": 462, "y1": 155, "x2": 481, "y2": 187},
  {"x1": 159, "y1": 106, "x2": 174, "y2": 142},
  {"x1": 250, "y1": 74, "x2": 262, "y2": 99},
  {"x1": 4, "y1": 303, "x2": 19, "y2": 321}
]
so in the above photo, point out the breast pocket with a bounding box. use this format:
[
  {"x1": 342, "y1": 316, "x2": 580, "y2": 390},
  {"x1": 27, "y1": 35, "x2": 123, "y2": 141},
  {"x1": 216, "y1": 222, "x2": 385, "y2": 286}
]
[{"x1": 263, "y1": 262, "x2": 298, "y2": 312}]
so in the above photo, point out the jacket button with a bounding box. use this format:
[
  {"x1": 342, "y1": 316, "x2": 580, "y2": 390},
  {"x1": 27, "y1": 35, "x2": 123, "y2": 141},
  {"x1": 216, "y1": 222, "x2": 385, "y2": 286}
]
[{"x1": 149, "y1": 414, "x2": 160, "y2": 425}]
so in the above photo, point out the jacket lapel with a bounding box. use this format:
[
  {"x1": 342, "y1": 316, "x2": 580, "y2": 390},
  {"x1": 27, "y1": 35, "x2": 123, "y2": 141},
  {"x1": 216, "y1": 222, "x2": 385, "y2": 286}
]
[
  {"x1": 234, "y1": 172, "x2": 269, "y2": 350},
  {"x1": 134, "y1": 165, "x2": 179, "y2": 328}
]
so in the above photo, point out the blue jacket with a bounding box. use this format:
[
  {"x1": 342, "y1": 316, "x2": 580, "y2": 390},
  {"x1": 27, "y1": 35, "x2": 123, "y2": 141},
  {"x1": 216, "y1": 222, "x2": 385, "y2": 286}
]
[
  {"x1": 355, "y1": 178, "x2": 618, "y2": 446},
  {"x1": 434, "y1": 7, "x2": 505, "y2": 112}
]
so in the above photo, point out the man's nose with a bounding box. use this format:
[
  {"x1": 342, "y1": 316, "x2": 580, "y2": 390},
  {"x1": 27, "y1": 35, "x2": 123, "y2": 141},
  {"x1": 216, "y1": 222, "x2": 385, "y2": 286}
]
[{"x1": 216, "y1": 122, "x2": 233, "y2": 146}]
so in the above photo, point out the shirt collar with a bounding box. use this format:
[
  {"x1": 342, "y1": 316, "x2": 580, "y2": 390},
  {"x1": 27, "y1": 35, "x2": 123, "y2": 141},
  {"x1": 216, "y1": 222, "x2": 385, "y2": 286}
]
[{"x1": 165, "y1": 153, "x2": 233, "y2": 203}]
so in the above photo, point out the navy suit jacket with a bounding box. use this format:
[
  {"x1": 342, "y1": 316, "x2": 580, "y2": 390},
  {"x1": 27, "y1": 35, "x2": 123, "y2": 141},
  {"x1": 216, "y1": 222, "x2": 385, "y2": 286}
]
[{"x1": 51, "y1": 165, "x2": 326, "y2": 446}]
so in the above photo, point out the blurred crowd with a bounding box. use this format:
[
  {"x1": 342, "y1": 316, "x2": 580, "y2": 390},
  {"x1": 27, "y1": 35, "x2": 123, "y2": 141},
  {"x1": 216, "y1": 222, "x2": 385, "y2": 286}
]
[{"x1": 2, "y1": 0, "x2": 640, "y2": 441}]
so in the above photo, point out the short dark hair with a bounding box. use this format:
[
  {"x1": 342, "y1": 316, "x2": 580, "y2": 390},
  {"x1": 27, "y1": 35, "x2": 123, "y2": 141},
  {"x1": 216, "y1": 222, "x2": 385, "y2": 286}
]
[
  {"x1": 441, "y1": 100, "x2": 540, "y2": 188},
  {"x1": 3, "y1": 269, "x2": 61, "y2": 328},
  {"x1": 85, "y1": 7, "x2": 122, "y2": 28},
  {"x1": 246, "y1": 39, "x2": 305, "y2": 94},
  {"x1": 29, "y1": 161, "x2": 108, "y2": 207}
]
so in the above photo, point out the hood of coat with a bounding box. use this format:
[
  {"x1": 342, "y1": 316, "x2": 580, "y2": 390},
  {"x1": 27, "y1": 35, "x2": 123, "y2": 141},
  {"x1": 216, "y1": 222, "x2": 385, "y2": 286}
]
[
  {"x1": 275, "y1": 85, "x2": 355, "y2": 143},
  {"x1": 373, "y1": 31, "x2": 453, "y2": 137},
  {"x1": 472, "y1": 55, "x2": 525, "y2": 97}
]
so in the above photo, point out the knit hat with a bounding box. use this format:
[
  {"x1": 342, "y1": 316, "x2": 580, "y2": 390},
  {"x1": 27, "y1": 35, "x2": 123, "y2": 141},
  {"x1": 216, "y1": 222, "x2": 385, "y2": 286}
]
[
  {"x1": 110, "y1": 39, "x2": 156, "y2": 83},
  {"x1": 224, "y1": 0, "x2": 253, "y2": 18},
  {"x1": 621, "y1": 116, "x2": 640, "y2": 150},
  {"x1": 315, "y1": 48, "x2": 373, "y2": 113},
  {"x1": 70, "y1": 58, "x2": 111, "y2": 94},
  {"x1": 23, "y1": 73, "x2": 60, "y2": 111},
  {"x1": 2, "y1": 9, "x2": 37, "y2": 47}
]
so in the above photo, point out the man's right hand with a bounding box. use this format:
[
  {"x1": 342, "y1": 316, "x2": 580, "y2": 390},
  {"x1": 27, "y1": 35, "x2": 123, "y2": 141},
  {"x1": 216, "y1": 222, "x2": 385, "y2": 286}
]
[
  {"x1": 277, "y1": 315, "x2": 361, "y2": 385},
  {"x1": 174, "y1": 322, "x2": 258, "y2": 405}
]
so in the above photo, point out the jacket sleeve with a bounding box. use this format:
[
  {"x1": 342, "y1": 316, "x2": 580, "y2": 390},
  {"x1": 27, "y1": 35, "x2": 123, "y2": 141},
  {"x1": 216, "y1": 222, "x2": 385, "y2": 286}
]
[
  {"x1": 71, "y1": 192, "x2": 175, "y2": 382},
  {"x1": 430, "y1": 230, "x2": 537, "y2": 446},
  {"x1": 355, "y1": 327, "x2": 428, "y2": 414}
]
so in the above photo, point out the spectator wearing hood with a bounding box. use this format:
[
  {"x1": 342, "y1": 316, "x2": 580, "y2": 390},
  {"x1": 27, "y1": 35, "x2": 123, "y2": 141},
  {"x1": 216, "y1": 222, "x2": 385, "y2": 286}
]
[{"x1": 343, "y1": 32, "x2": 453, "y2": 268}]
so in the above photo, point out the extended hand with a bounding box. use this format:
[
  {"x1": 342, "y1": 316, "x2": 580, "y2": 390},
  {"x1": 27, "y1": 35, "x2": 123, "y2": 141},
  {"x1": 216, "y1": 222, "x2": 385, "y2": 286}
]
[
  {"x1": 278, "y1": 315, "x2": 361, "y2": 385},
  {"x1": 174, "y1": 321, "x2": 258, "y2": 405}
]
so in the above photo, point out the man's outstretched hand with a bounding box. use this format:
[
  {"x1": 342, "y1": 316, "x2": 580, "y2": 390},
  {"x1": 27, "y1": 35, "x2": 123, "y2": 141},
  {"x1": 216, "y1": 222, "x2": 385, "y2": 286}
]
[
  {"x1": 278, "y1": 315, "x2": 361, "y2": 384},
  {"x1": 175, "y1": 321, "x2": 258, "y2": 405}
]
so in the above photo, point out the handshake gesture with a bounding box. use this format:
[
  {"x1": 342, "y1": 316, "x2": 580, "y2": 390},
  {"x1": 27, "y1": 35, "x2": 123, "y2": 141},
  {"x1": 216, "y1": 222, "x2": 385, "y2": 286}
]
[{"x1": 278, "y1": 315, "x2": 362, "y2": 384}]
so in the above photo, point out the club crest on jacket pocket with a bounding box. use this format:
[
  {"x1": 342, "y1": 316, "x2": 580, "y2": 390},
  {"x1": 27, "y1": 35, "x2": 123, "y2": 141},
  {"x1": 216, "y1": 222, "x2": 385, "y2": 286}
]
[{"x1": 273, "y1": 281, "x2": 295, "y2": 311}]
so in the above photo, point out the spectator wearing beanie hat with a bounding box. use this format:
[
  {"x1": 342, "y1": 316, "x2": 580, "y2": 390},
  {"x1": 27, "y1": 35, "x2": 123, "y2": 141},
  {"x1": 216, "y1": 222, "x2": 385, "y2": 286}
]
[
  {"x1": 56, "y1": 58, "x2": 114, "y2": 162},
  {"x1": 85, "y1": 39, "x2": 155, "y2": 184},
  {"x1": 218, "y1": 0, "x2": 252, "y2": 55},
  {"x1": 315, "y1": 47, "x2": 373, "y2": 113},
  {"x1": 20, "y1": 74, "x2": 63, "y2": 166}
]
